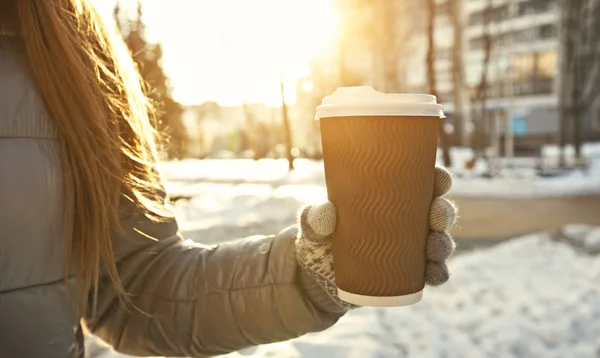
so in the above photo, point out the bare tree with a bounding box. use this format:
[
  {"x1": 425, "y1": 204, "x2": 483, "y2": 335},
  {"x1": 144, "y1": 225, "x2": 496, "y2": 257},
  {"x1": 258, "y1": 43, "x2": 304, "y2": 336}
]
[
  {"x1": 114, "y1": 1, "x2": 186, "y2": 159},
  {"x1": 374, "y1": 0, "x2": 400, "y2": 92},
  {"x1": 558, "y1": 0, "x2": 575, "y2": 167},
  {"x1": 559, "y1": 0, "x2": 600, "y2": 163},
  {"x1": 426, "y1": 0, "x2": 452, "y2": 167},
  {"x1": 373, "y1": 0, "x2": 421, "y2": 92},
  {"x1": 450, "y1": 0, "x2": 468, "y2": 148},
  {"x1": 335, "y1": 0, "x2": 370, "y2": 87},
  {"x1": 425, "y1": 0, "x2": 437, "y2": 98},
  {"x1": 280, "y1": 76, "x2": 295, "y2": 170},
  {"x1": 450, "y1": 0, "x2": 466, "y2": 145},
  {"x1": 572, "y1": 1, "x2": 584, "y2": 161},
  {"x1": 471, "y1": 0, "x2": 494, "y2": 169},
  {"x1": 580, "y1": 0, "x2": 600, "y2": 110}
]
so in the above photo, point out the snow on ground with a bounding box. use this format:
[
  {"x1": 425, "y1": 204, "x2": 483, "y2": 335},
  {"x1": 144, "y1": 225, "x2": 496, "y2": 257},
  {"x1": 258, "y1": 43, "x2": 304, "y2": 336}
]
[
  {"x1": 87, "y1": 143, "x2": 600, "y2": 357},
  {"x1": 89, "y1": 224, "x2": 600, "y2": 358},
  {"x1": 168, "y1": 181, "x2": 327, "y2": 245},
  {"x1": 220, "y1": 231, "x2": 600, "y2": 358},
  {"x1": 159, "y1": 142, "x2": 600, "y2": 199}
]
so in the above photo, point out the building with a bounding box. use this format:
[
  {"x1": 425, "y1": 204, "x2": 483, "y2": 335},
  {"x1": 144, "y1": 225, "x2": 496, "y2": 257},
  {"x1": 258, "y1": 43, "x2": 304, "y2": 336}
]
[
  {"x1": 299, "y1": 0, "x2": 600, "y2": 154},
  {"x1": 407, "y1": 0, "x2": 560, "y2": 144},
  {"x1": 466, "y1": 0, "x2": 559, "y2": 135}
]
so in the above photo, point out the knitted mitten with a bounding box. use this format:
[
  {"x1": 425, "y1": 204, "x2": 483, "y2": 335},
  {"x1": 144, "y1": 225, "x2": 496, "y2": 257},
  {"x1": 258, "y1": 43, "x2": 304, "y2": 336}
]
[{"x1": 296, "y1": 166, "x2": 457, "y2": 312}]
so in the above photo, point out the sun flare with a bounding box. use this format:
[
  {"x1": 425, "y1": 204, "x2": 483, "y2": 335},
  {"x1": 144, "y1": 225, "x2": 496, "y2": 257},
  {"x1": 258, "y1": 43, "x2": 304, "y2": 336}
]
[{"x1": 93, "y1": 0, "x2": 340, "y2": 106}]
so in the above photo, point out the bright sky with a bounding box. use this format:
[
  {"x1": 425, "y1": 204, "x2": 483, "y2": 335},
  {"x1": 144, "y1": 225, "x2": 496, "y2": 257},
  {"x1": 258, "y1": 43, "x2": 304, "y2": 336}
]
[{"x1": 92, "y1": 0, "x2": 339, "y2": 106}]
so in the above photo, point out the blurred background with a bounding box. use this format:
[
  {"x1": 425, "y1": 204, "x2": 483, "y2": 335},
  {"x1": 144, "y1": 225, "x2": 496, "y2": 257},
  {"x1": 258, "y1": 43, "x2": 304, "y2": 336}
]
[{"x1": 88, "y1": 0, "x2": 600, "y2": 357}]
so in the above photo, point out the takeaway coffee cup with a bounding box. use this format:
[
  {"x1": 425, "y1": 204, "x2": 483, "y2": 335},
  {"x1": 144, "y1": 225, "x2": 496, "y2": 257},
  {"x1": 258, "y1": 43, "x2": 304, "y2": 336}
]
[{"x1": 316, "y1": 86, "x2": 444, "y2": 307}]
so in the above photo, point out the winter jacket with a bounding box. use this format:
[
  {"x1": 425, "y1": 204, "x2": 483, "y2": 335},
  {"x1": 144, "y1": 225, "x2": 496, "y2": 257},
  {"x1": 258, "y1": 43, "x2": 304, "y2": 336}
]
[{"x1": 0, "y1": 37, "x2": 342, "y2": 358}]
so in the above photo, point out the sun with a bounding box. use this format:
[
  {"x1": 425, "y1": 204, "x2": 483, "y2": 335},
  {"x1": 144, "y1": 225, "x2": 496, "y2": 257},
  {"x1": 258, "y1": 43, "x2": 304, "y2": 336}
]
[{"x1": 93, "y1": 0, "x2": 340, "y2": 106}]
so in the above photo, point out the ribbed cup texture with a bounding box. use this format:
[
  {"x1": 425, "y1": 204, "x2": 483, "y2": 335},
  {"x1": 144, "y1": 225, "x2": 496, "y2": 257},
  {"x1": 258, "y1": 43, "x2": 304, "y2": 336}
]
[{"x1": 320, "y1": 116, "x2": 440, "y2": 297}]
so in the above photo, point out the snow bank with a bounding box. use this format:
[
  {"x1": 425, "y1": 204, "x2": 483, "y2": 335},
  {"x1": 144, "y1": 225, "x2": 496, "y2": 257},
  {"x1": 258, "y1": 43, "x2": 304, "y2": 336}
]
[{"x1": 159, "y1": 143, "x2": 600, "y2": 199}]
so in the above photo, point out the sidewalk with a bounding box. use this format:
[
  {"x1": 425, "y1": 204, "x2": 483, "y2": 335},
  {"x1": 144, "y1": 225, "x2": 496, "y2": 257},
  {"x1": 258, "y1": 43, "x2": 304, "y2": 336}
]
[{"x1": 450, "y1": 194, "x2": 600, "y2": 240}]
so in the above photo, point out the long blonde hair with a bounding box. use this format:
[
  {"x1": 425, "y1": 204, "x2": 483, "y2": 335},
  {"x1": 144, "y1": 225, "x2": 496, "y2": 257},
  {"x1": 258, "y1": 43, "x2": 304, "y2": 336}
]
[{"x1": 1, "y1": 0, "x2": 171, "y2": 313}]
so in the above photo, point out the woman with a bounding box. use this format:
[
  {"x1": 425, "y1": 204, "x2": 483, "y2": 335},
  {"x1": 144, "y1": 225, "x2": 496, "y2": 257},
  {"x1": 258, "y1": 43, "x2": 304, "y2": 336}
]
[{"x1": 0, "y1": 1, "x2": 457, "y2": 357}]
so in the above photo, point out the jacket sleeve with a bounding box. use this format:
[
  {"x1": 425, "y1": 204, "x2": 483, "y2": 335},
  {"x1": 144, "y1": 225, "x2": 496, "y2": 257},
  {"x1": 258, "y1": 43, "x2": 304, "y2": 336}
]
[{"x1": 86, "y1": 188, "x2": 343, "y2": 357}]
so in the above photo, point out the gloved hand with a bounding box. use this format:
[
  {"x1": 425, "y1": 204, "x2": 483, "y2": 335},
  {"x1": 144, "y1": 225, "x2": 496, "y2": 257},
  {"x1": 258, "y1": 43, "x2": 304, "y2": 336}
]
[{"x1": 296, "y1": 167, "x2": 457, "y2": 312}]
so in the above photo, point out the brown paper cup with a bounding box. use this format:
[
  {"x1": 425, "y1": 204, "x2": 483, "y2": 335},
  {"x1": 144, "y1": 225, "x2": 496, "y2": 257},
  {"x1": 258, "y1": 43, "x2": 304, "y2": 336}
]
[{"x1": 316, "y1": 87, "x2": 444, "y2": 307}]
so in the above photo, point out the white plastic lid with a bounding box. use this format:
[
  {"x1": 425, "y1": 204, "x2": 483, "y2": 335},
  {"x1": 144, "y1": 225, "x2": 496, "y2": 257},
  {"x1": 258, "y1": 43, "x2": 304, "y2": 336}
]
[{"x1": 316, "y1": 86, "x2": 445, "y2": 119}]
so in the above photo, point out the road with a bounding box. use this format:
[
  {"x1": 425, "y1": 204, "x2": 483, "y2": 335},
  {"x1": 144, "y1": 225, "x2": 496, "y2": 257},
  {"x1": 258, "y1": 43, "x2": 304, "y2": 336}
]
[{"x1": 449, "y1": 194, "x2": 600, "y2": 248}]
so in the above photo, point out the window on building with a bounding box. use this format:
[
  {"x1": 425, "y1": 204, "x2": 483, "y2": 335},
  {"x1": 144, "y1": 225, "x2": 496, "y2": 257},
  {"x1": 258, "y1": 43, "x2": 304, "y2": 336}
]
[
  {"x1": 536, "y1": 51, "x2": 557, "y2": 78},
  {"x1": 513, "y1": 28, "x2": 539, "y2": 43},
  {"x1": 533, "y1": 51, "x2": 556, "y2": 94},
  {"x1": 504, "y1": 23, "x2": 556, "y2": 44},
  {"x1": 493, "y1": 5, "x2": 510, "y2": 22},
  {"x1": 512, "y1": 53, "x2": 535, "y2": 95},
  {"x1": 468, "y1": 4, "x2": 510, "y2": 25},
  {"x1": 510, "y1": 51, "x2": 556, "y2": 96},
  {"x1": 539, "y1": 24, "x2": 557, "y2": 39},
  {"x1": 517, "y1": 0, "x2": 556, "y2": 16}
]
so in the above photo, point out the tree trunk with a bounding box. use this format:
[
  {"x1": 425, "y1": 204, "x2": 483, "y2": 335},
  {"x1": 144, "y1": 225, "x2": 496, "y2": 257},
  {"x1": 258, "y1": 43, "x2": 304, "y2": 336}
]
[
  {"x1": 280, "y1": 77, "x2": 295, "y2": 171},
  {"x1": 558, "y1": 105, "x2": 568, "y2": 167},
  {"x1": 379, "y1": 0, "x2": 400, "y2": 92},
  {"x1": 558, "y1": 0, "x2": 600, "y2": 166},
  {"x1": 426, "y1": 0, "x2": 452, "y2": 167},
  {"x1": 450, "y1": 0, "x2": 467, "y2": 147},
  {"x1": 573, "y1": 59, "x2": 582, "y2": 159},
  {"x1": 558, "y1": 0, "x2": 574, "y2": 167},
  {"x1": 570, "y1": 0, "x2": 584, "y2": 160},
  {"x1": 472, "y1": 0, "x2": 493, "y2": 171}
]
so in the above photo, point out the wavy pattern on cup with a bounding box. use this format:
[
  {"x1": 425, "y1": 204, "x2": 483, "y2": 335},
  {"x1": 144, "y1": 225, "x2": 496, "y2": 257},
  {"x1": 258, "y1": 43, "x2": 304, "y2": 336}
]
[{"x1": 320, "y1": 116, "x2": 439, "y2": 299}]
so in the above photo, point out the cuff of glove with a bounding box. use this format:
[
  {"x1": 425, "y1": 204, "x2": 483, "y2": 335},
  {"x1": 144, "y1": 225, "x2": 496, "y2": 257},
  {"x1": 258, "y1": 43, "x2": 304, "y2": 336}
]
[{"x1": 298, "y1": 267, "x2": 348, "y2": 314}]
